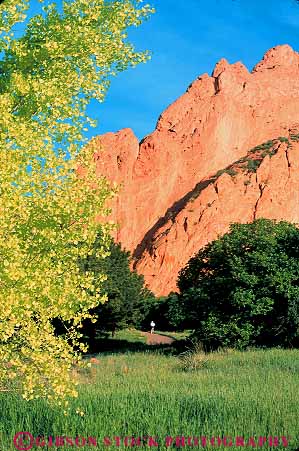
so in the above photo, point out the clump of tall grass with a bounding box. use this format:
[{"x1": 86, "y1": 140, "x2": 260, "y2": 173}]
[
  {"x1": 178, "y1": 342, "x2": 237, "y2": 371},
  {"x1": 178, "y1": 342, "x2": 209, "y2": 371}
]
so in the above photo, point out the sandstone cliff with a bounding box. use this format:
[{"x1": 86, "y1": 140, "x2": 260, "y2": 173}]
[{"x1": 93, "y1": 44, "x2": 299, "y2": 295}]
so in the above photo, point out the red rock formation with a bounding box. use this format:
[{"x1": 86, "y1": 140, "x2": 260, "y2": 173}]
[
  {"x1": 93, "y1": 44, "x2": 299, "y2": 295},
  {"x1": 135, "y1": 136, "x2": 299, "y2": 294}
]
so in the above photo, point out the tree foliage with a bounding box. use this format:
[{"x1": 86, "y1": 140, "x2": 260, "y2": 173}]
[
  {"x1": 141, "y1": 292, "x2": 188, "y2": 332},
  {"x1": 0, "y1": 0, "x2": 153, "y2": 405},
  {"x1": 80, "y1": 236, "x2": 155, "y2": 345},
  {"x1": 178, "y1": 219, "x2": 299, "y2": 350}
]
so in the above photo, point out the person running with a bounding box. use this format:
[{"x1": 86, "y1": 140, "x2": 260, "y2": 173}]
[{"x1": 150, "y1": 321, "x2": 155, "y2": 334}]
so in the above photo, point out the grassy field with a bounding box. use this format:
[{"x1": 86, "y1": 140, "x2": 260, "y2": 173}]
[{"x1": 0, "y1": 332, "x2": 298, "y2": 450}]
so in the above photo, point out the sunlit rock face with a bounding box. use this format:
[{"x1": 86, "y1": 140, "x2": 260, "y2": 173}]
[{"x1": 92, "y1": 45, "x2": 299, "y2": 295}]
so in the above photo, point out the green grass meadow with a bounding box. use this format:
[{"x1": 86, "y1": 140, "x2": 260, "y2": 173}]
[{"x1": 0, "y1": 331, "x2": 298, "y2": 450}]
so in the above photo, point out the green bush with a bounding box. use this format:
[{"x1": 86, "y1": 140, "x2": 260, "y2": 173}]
[
  {"x1": 142, "y1": 292, "x2": 188, "y2": 331},
  {"x1": 250, "y1": 140, "x2": 275, "y2": 153},
  {"x1": 278, "y1": 136, "x2": 289, "y2": 143},
  {"x1": 246, "y1": 159, "x2": 261, "y2": 172},
  {"x1": 215, "y1": 168, "x2": 237, "y2": 178},
  {"x1": 178, "y1": 219, "x2": 299, "y2": 350}
]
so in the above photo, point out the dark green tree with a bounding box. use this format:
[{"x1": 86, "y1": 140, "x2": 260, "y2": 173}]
[
  {"x1": 142, "y1": 292, "x2": 190, "y2": 331},
  {"x1": 178, "y1": 219, "x2": 299, "y2": 350},
  {"x1": 81, "y1": 234, "x2": 155, "y2": 343}
]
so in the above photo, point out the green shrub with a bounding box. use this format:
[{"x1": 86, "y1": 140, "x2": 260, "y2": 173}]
[
  {"x1": 215, "y1": 168, "x2": 237, "y2": 178},
  {"x1": 142, "y1": 292, "x2": 189, "y2": 331},
  {"x1": 215, "y1": 169, "x2": 226, "y2": 178},
  {"x1": 246, "y1": 159, "x2": 261, "y2": 172},
  {"x1": 249, "y1": 140, "x2": 275, "y2": 153},
  {"x1": 226, "y1": 168, "x2": 237, "y2": 177},
  {"x1": 178, "y1": 219, "x2": 299, "y2": 350}
]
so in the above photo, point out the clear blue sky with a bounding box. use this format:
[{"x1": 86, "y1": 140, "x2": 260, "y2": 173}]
[
  {"x1": 90, "y1": 0, "x2": 299, "y2": 140},
  {"x1": 25, "y1": 0, "x2": 299, "y2": 140}
]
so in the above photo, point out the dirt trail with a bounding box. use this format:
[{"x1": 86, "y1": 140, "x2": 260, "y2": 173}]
[{"x1": 141, "y1": 332, "x2": 175, "y2": 345}]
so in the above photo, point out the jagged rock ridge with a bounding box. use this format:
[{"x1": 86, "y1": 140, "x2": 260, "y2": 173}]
[{"x1": 93, "y1": 45, "x2": 299, "y2": 295}]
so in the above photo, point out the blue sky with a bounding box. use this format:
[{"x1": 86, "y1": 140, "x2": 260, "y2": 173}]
[
  {"x1": 23, "y1": 0, "x2": 299, "y2": 140},
  {"x1": 90, "y1": 0, "x2": 299, "y2": 140}
]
